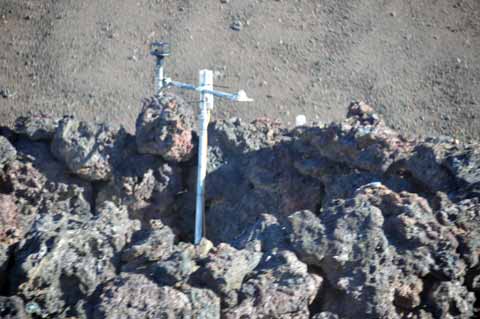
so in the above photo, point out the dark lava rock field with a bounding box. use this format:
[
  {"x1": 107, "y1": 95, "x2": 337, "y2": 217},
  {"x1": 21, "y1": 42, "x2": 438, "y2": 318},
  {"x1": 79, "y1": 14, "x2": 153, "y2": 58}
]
[{"x1": 0, "y1": 95, "x2": 479, "y2": 318}]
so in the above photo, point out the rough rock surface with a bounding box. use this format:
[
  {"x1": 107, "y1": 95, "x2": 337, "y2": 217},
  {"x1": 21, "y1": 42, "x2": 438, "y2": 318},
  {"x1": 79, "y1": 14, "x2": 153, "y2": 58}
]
[
  {"x1": 92, "y1": 273, "x2": 192, "y2": 319},
  {"x1": 193, "y1": 243, "x2": 262, "y2": 305},
  {"x1": 287, "y1": 185, "x2": 475, "y2": 318},
  {"x1": 0, "y1": 194, "x2": 18, "y2": 245},
  {"x1": 11, "y1": 201, "x2": 139, "y2": 317},
  {"x1": 92, "y1": 273, "x2": 221, "y2": 319},
  {"x1": 0, "y1": 296, "x2": 28, "y2": 319},
  {"x1": 223, "y1": 251, "x2": 322, "y2": 318},
  {"x1": 96, "y1": 134, "x2": 183, "y2": 229},
  {"x1": 0, "y1": 135, "x2": 16, "y2": 169},
  {"x1": 14, "y1": 113, "x2": 59, "y2": 141},
  {"x1": 51, "y1": 116, "x2": 126, "y2": 181},
  {"x1": 136, "y1": 94, "x2": 195, "y2": 162},
  {"x1": 0, "y1": 98, "x2": 479, "y2": 318},
  {"x1": 181, "y1": 116, "x2": 324, "y2": 243}
]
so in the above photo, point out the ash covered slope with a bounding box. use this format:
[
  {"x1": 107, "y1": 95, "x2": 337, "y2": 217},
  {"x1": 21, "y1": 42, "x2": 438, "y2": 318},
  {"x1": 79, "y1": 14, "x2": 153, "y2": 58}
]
[{"x1": 0, "y1": 96, "x2": 479, "y2": 319}]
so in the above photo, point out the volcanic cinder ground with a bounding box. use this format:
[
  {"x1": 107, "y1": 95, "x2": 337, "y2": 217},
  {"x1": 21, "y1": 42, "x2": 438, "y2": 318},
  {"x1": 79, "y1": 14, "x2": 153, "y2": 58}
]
[{"x1": 1, "y1": 0, "x2": 480, "y2": 139}]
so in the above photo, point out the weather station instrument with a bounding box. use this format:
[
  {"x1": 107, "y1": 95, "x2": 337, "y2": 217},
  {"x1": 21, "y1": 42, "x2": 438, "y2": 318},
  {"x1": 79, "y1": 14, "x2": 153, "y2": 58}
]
[{"x1": 150, "y1": 42, "x2": 253, "y2": 245}]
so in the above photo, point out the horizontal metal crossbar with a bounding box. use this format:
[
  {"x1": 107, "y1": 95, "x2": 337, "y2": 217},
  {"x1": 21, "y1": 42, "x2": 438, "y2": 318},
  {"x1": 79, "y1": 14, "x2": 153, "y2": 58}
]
[{"x1": 165, "y1": 79, "x2": 252, "y2": 102}]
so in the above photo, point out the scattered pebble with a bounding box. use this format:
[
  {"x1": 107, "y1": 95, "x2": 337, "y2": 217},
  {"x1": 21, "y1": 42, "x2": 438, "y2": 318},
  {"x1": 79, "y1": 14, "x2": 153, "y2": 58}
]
[
  {"x1": 0, "y1": 88, "x2": 15, "y2": 99},
  {"x1": 295, "y1": 114, "x2": 307, "y2": 126},
  {"x1": 25, "y1": 302, "x2": 42, "y2": 315},
  {"x1": 231, "y1": 20, "x2": 242, "y2": 31}
]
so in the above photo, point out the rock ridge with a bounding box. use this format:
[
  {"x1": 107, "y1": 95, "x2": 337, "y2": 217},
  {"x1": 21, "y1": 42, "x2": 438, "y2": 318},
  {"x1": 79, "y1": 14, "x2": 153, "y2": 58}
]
[{"x1": 0, "y1": 98, "x2": 479, "y2": 318}]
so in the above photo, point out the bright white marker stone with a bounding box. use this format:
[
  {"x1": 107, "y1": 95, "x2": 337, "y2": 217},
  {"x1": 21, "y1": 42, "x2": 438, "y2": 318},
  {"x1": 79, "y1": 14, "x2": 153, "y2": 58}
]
[{"x1": 296, "y1": 114, "x2": 307, "y2": 126}]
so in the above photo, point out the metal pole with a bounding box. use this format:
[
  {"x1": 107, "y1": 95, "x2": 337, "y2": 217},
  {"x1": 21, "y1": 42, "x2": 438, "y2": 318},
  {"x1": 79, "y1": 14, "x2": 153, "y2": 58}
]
[
  {"x1": 154, "y1": 57, "x2": 164, "y2": 94},
  {"x1": 151, "y1": 42, "x2": 170, "y2": 95},
  {"x1": 195, "y1": 70, "x2": 213, "y2": 245}
]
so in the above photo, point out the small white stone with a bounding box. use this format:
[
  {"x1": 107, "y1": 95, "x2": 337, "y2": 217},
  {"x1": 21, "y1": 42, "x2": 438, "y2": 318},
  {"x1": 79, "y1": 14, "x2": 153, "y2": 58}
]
[{"x1": 295, "y1": 114, "x2": 307, "y2": 126}]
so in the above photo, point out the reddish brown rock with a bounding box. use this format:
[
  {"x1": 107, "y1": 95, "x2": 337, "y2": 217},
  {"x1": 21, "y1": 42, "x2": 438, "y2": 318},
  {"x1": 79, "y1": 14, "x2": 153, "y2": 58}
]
[{"x1": 136, "y1": 95, "x2": 195, "y2": 162}]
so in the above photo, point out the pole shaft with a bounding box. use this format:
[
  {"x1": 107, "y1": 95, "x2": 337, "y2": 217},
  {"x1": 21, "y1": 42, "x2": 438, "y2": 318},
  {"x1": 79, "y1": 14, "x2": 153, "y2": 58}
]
[
  {"x1": 154, "y1": 58, "x2": 164, "y2": 94},
  {"x1": 195, "y1": 70, "x2": 213, "y2": 245}
]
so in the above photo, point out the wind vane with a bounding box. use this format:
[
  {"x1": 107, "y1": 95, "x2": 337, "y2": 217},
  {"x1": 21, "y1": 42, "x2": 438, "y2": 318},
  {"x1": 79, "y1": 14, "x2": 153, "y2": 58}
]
[{"x1": 150, "y1": 42, "x2": 253, "y2": 245}]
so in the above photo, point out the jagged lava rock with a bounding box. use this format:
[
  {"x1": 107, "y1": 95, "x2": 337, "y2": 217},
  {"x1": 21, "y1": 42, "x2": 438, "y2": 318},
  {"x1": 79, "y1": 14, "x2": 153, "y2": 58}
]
[
  {"x1": 404, "y1": 137, "x2": 480, "y2": 193},
  {"x1": 0, "y1": 135, "x2": 16, "y2": 169},
  {"x1": 232, "y1": 213, "x2": 290, "y2": 253},
  {"x1": 136, "y1": 94, "x2": 195, "y2": 162},
  {"x1": 0, "y1": 296, "x2": 29, "y2": 319},
  {"x1": 0, "y1": 101, "x2": 478, "y2": 318},
  {"x1": 0, "y1": 194, "x2": 18, "y2": 245},
  {"x1": 92, "y1": 273, "x2": 220, "y2": 319},
  {"x1": 223, "y1": 250, "x2": 322, "y2": 318},
  {"x1": 1, "y1": 139, "x2": 93, "y2": 243},
  {"x1": 51, "y1": 116, "x2": 126, "y2": 181},
  {"x1": 12, "y1": 202, "x2": 139, "y2": 317},
  {"x1": 96, "y1": 135, "x2": 183, "y2": 227},
  {"x1": 121, "y1": 220, "x2": 176, "y2": 270},
  {"x1": 189, "y1": 117, "x2": 322, "y2": 243},
  {"x1": 303, "y1": 101, "x2": 413, "y2": 174},
  {"x1": 311, "y1": 313, "x2": 339, "y2": 319},
  {"x1": 0, "y1": 194, "x2": 18, "y2": 290},
  {"x1": 288, "y1": 184, "x2": 474, "y2": 318},
  {"x1": 193, "y1": 243, "x2": 262, "y2": 303},
  {"x1": 14, "y1": 113, "x2": 59, "y2": 141}
]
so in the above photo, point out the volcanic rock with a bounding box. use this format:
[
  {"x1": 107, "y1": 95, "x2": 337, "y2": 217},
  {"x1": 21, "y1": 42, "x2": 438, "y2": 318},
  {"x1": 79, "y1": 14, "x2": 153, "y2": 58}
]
[
  {"x1": 0, "y1": 135, "x2": 16, "y2": 169},
  {"x1": 14, "y1": 113, "x2": 59, "y2": 141},
  {"x1": 223, "y1": 251, "x2": 322, "y2": 318},
  {"x1": 0, "y1": 100, "x2": 478, "y2": 318},
  {"x1": 288, "y1": 184, "x2": 472, "y2": 318},
  {"x1": 193, "y1": 243, "x2": 262, "y2": 304},
  {"x1": 91, "y1": 273, "x2": 221, "y2": 319},
  {"x1": 121, "y1": 221, "x2": 176, "y2": 270},
  {"x1": 136, "y1": 94, "x2": 195, "y2": 162},
  {"x1": 92, "y1": 273, "x2": 192, "y2": 319},
  {"x1": 0, "y1": 296, "x2": 29, "y2": 319},
  {"x1": 0, "y1": 194, "x2": 18, "y2": 245},
  {"x1": 96, "y1": 135, "x2": 183, "y2": 228},
  {"x1": 51, "y1": 116, "x2": 126, "y2": 181},
  {"x1": 11, "y1": 201, "x2": 139, "y2": 317}
]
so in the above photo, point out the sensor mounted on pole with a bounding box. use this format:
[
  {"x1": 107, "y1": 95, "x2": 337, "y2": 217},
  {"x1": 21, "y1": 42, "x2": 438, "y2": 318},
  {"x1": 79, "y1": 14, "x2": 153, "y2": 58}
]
[{"x1": 150, "y1": 42, "x2": 253, "y2": 245}]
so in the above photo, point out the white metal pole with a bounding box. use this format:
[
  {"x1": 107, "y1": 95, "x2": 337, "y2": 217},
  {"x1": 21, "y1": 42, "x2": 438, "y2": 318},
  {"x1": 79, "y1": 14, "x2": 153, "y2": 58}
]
[
  {"x1": 195, "y1": 70, "x2": 213, "y2": 245},
  {"x1": 154, "y1": 58, "x2": 166, "y2": 95}
]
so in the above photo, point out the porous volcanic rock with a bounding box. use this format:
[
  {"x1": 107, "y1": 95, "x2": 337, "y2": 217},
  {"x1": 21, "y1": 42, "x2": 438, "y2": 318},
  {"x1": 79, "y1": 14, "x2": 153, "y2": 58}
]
[
  {"x1": 0, "y1": 194, "x2": 18, "y2": 245},
  {"x1": 0, "y1": 135, "x2": 16, "y2": 169},
  {"x1": 11, "y1": 202, "x2": 139, "y2": 317},
  {"x1": 0, "y1": 296, "x2": 29, "y2": 319},
  {"x1": 184, "y1": 116, "x2": 323, "y2": 244},
  {"x1": 92, "y1": 273, "x2": 192, "y2": 319},
  {"x1": 193, "y1": 243, "x2": 262, "y2": 305},
  {"x1": 136, "y1": 94, "x2": 195, "y2": 162},
  {"x1": 223, "y1": 251, "x2": 322, "y2": 318},
  {"x1": 96, "y1": 134, "x2": 183, "y2": 228},
  {"x1": 51, "y1": 116, "x2": 127, "y2": 181},
  {"x1": 0, "y1": 99, "x2": 478, "y2": 318},
  {"x1": 288, "y1": 184, "x2": 474, "y2": 318},
  {"x1": 91, "y1": 273, "x2": 221, "y2": 319},
  {"x1": 14, "y1": 113, "x2": 59, "y2": 141}
]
